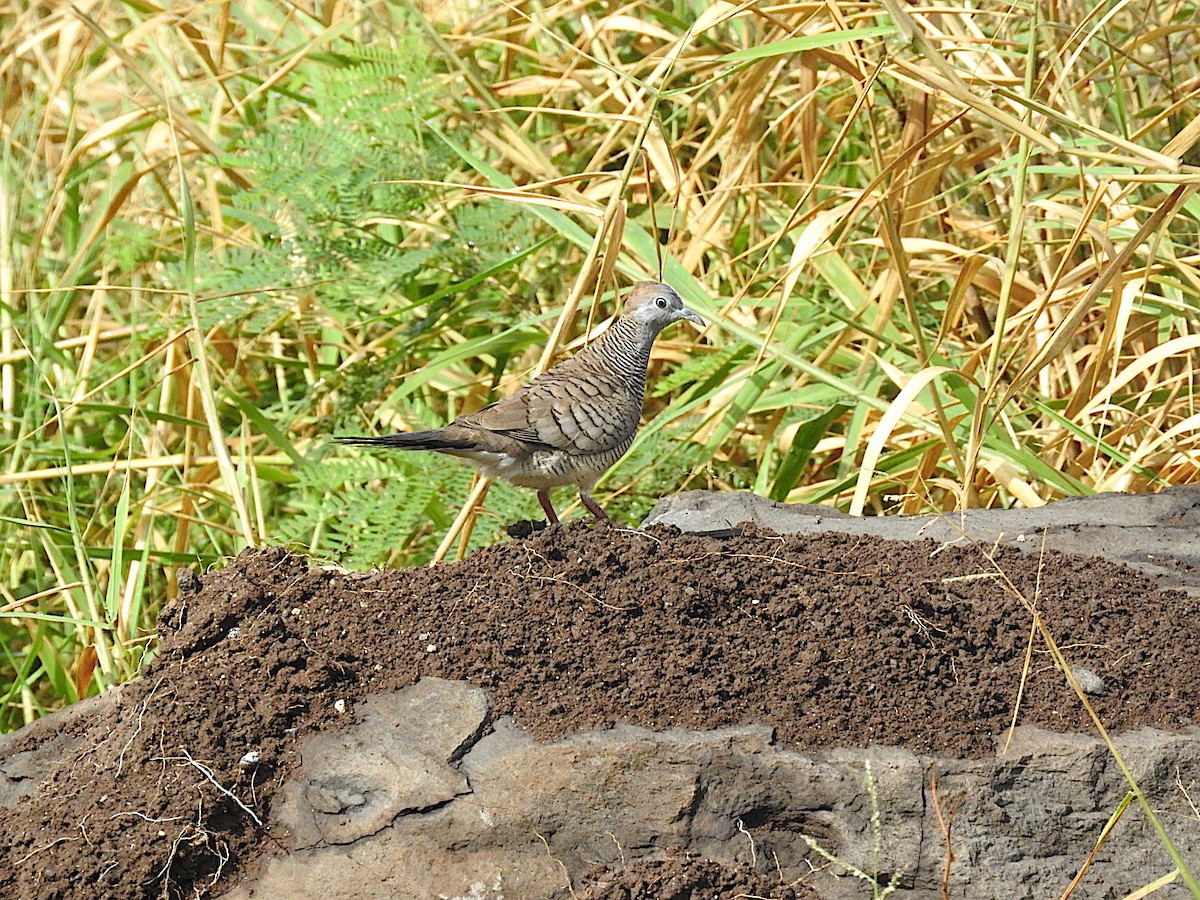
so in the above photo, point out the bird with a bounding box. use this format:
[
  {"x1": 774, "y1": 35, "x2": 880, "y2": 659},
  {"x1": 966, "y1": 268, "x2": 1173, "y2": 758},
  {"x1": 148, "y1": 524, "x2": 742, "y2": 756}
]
[{"x1": 335, "y1": 281, "x2": 705, "y2": 524}]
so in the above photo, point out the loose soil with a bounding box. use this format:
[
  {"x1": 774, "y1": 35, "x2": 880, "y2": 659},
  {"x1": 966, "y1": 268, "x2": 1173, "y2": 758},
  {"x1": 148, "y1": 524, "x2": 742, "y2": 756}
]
[
  {"x1": 577, "y1": 850, "x2": 819, "y2": 899},
  {"x1": 3, "y1": 523, "x2": 1199, "y2": 899}
]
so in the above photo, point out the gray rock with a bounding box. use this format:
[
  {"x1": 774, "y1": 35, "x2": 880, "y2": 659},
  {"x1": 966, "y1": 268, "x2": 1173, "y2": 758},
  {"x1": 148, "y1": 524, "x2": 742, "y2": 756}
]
[
  {"x1": 271, "y1": 678, "x2": 490, "y2": 848},
  {"x1": 227, "y1": 685, "x2": 1200, "y2": 900},
  {"x1": 642, "y1": 488, "x2": 1200, "y2": 593},
  {"x1": 1071, "y1": 665, "x2": 1107, "y2": 696},
  {"x1": 0, "y1": 688, "x2": 123, "y2": 809}
]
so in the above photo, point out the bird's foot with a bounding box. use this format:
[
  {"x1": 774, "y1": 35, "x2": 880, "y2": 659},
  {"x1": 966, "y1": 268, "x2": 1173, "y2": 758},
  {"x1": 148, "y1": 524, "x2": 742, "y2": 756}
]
[
  {"x1": 536, "y1": 490, "x2": 561, "y2": 526},
  {"x1": 580, "y1": 493, "x2": 615, "y2": 526}
]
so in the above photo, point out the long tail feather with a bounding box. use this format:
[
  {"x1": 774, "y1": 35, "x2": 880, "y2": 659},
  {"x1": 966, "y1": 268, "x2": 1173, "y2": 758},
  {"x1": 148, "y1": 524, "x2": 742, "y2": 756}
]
[{"x1": 334, "y1": 431, "x2": 476, "y2": 452}]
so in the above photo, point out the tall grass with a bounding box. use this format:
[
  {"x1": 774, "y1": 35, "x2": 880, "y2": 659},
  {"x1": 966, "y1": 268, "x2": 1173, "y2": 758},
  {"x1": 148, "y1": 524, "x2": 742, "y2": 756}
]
[
  {"x1": 1, "y1": 0, "x2": 1197, "y2": 746},
  {"x1": 3, "y1": 1, "x2": 1198, "y2": 892}
]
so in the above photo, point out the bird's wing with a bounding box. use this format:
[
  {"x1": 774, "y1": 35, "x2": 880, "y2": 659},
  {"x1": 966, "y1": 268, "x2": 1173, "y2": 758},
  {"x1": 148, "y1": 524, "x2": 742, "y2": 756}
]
[
  {"x1": 458, "y1": 361, "x2": 640, "y2": 455},
  {"x1": 460, "y1": 392, "x2": 544, "y2": 445}
]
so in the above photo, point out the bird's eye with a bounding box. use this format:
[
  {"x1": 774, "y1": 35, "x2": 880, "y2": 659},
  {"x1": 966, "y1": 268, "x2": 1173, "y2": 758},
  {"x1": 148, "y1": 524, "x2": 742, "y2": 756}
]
[{"x1": 655, "y1": 297, "x2": 668, "y2": 308}]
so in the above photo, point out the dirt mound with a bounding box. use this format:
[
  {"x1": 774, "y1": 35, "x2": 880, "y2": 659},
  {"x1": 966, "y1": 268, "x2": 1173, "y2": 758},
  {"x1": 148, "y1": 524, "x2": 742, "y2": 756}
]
[{"x1": 2, "y1": 523, "x2": 1198, "y2": 898}]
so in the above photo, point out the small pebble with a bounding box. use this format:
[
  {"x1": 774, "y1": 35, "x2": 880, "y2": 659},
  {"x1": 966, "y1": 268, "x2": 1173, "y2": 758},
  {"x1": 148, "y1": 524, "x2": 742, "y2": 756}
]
[
  {"x1": 1070, "y1": 665, "x2": 1106, "y2": 696},
  {"x1": 175, "y1": 568, "x2": 202, "y2": 596},
  {"x1": 238, "y1": 750, "x2": 261, "y2": 768}
]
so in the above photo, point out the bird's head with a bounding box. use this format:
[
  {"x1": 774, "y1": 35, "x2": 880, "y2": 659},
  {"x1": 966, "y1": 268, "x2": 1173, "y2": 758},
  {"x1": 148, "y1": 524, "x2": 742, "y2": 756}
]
[{"x1": 621, "y1": 281, "x2": 705, "y2": 332}]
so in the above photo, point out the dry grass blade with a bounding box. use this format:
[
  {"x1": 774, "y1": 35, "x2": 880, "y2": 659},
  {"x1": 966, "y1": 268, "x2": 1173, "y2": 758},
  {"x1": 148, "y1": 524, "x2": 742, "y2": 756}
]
[{"x1": 1000, "y1": 184, "x2": 1196, "y2": 408}]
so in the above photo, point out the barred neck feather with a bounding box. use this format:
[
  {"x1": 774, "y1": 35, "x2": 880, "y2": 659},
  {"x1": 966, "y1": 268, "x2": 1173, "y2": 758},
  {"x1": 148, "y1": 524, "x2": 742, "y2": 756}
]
[{"x1": 585, "y1": 314, "x2": 661, "y2": 393}]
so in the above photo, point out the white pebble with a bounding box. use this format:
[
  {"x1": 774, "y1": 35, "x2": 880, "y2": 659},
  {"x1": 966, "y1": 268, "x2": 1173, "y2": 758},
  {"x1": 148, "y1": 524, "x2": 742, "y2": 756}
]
[
  {"x1": 238, "y1": 750, "x2": 261, "y2": 768},
  {"x1": 1070, "y1": 665, "x2": 1106, "y2": 696}
]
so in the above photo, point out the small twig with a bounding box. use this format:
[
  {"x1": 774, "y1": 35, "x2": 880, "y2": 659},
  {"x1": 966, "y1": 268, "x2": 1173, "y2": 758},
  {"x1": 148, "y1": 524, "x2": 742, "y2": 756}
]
[
  {"x1": 166, "y1": 749, "x2": 262, "y2": 826},
  {"x1": 515, "y1": 545, "x2": 638, "y2": 610},
  {"x1": 1176, "y1": 767, "x2": 1200, "y2": 821},
  {"x1": 737, "y1": 817, "x2": 758, "y2": 868},
  {"x1": 928, "y1": 767, "x2": 964, "y2": 900},
  {"x1": 16, "y1": 836, "x2": 72, "y2": 864},
  {"x1": 109, "y1": 810, "x2": 185, "y2": 824},
  {"x1": 900, "y1": 602, "x2": 944, "y2": 645},
  {"x1": 117, "y1": 677, "x2": 163, "y2": 776},
  {"x1": 677, "y1": 549, "x2": 870, "y2": 578},
  {"x1": 607, "y1": 831, "x2": 626, "y2": 867},
  {"x1": 1002, "y1": 614, "x2": 1038, "y2": 756},
  {"x1": 515, "y1": 571, "x2": 635, "y2": 611},
  {"x1": 535, "y1": 832, "x2": 578, "y2": 899}
]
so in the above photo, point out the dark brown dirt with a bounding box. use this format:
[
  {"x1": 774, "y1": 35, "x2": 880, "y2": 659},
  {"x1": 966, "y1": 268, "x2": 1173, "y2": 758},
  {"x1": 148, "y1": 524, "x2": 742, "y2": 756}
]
[
  {"x1": 3, "y1": 523, "x2": 1199, "y2": 899},
  {"x1": 577, "y1": 849, "x2": 821, "y2": 899}
]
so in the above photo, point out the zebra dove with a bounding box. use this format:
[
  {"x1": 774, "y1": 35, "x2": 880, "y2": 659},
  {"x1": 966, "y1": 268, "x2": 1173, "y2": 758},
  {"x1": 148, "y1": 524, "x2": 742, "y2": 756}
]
[{"x1": 336, "y1": 281, "x2": 704, "y2": 523}]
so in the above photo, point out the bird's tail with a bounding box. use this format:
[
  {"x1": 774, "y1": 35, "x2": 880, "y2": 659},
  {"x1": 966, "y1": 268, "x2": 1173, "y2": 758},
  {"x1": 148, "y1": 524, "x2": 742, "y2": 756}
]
[{"x1": 333, "y1": 431, "x2": 476, "y2": 452}]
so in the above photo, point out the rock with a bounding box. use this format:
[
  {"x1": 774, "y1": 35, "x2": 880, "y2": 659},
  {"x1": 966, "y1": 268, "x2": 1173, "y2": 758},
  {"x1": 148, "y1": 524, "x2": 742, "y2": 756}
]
[
  {"x1": 0, "y1": 689, "x2": 123, "y2": 810},
  {"x1": 643, "y1": 488, "x2": 1200, "y2": 594},
  {"x1": 228, "y1": 687, "x2": 1200, "y2": 900},
  {"x1": 1070, "y1": 665, "x2": 1107, "y2": 696},
  {"x1": 271, "y1": 679, "x2": 490, "y2": 848},
  {"x1": 176, "y1": 566, "x2": 203, "y2": 597}
]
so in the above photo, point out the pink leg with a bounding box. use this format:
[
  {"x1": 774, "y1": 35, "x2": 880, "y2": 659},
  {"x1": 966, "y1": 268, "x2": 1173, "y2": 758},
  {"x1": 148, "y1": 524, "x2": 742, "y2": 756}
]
[
  {"x1": 537, "y1": 489, "x2": 560, "y2": 525},
  {"x1": 579, "y1": 492, "x2": 613, "y2": 524}
]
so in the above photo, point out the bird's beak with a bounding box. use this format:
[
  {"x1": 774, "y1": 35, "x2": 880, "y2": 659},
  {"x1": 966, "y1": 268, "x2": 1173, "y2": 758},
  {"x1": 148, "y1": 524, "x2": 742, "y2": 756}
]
[{"x1": 679, "y1": 308, "x2": 705, "y2": 328}]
